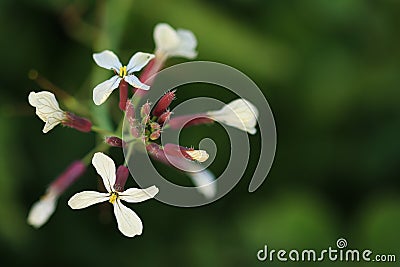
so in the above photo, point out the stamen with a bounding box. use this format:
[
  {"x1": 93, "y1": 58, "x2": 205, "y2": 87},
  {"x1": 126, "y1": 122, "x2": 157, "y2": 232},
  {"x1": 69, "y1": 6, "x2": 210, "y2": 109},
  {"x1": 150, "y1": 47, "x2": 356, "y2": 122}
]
[
  {"x1": 119, "y1": 66, "x2": 127, "y2": 78},
  {"x1": 109, "y1": 192, "x2": 119, "y2": 204}
]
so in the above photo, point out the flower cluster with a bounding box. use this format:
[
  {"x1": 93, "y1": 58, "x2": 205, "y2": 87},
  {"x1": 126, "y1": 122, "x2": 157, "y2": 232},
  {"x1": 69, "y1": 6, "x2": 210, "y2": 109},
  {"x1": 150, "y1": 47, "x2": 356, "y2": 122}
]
[{"x1": 27, "y1": 23, "x2": 259, "y2": 237}]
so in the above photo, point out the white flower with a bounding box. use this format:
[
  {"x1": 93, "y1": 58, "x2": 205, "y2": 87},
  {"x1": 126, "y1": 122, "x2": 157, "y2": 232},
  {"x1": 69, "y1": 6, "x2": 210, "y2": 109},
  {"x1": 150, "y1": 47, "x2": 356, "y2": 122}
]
[
  {"x1": 27, "y1": 189, "x2": 58, "y2": 228},
  {"x1": 68, "y1": 152, "x2": 159, "y2": 237},
  {"x1": 92, "y1": 50, "x2": 155, "y2": 105},
  {"x1": 154, "y1": 23, "x2": 197, "y2": 59},
  {"x1": 28, "y1": 91, "x2": 66, "y2": 133},
  {"x1": 207, "y1": 99, "x2": 259, "y2": 134}
]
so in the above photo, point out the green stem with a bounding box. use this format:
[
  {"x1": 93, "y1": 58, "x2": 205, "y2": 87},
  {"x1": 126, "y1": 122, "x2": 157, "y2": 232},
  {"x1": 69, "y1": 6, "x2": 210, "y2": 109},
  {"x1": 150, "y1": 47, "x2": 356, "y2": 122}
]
[{"x1": 91, "y1": 125, "x2": 115, "y2": 137}]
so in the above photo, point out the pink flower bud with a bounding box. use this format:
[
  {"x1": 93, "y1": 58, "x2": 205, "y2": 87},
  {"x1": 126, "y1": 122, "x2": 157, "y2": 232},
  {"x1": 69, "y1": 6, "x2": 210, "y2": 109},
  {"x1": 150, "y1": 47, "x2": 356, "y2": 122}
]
[
  {"x1": 105, "y1": 136, "x2": 124, "y2": 147},
  {"x1": 126, "y1": 99, "x2": 135, "y2": 121},
  {"x1": 114, "y1": 165, "x2": 129, "y2": 192},
  {"x1": 168, "y1": 114, "x2": 214, "y2": 129},
  {"x1": 146, "y1": 143, "x2": 168, "y2": 163},
  {"x1": 149, "y1": 129, "x2": 161, "y2": 140},
  {"x1": 50, "y1": 161, "x2": 86, "y2": 195},
  {"x1": 152, "y1": 90, "x2": 176, "y2": 117},
  {"x1": 163, "y1": 144, "x2": 209, "y2": 162},
  {"x1": 157, "y1": 110, "x2": 172, "y2": 124},
  {"x1": 130, "y1": 123, "x2": 142, "y2": 138},
  {"x1": 119, "y1": 79, "x2": 129, "y2": 111},
  {"x1": 140, "y1": 101, "x2": 151, "y2": 118},
  {"x1": 142, "y1": 114, "x2": 150, "y2": 125},
  {"x1": 150, "y1": 122, "x2": 160, "y2": 130},
  {"x1": 163, "y1": 143, "x2": 192, "y2": 160},
  {"x1": 63, "y1": 112, "x2": 92, "y2": 132}
]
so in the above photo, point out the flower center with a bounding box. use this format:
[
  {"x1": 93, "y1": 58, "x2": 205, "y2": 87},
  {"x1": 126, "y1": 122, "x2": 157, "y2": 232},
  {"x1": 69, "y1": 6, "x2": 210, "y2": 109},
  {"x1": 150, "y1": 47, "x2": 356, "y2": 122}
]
[
  {"x1": 119, "y1": 66, "x2": 127, "y2": 78},
  {"x1": 109, "y1": 192, "x2": 119, "y2": 204}
]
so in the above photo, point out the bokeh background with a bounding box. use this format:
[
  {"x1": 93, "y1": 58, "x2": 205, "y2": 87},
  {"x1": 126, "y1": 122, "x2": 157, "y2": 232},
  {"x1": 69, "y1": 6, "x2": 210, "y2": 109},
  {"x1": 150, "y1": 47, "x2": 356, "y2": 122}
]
[{"x1": 0, "y1": 0, "x2": 399, "y2": 266}]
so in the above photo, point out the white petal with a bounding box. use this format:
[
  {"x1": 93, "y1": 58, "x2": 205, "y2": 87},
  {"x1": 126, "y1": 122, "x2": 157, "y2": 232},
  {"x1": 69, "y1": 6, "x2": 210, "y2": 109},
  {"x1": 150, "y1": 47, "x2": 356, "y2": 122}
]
[
  {"x1": 124, "y1": 75, "x2": 150, "y2": 90},
  {"x1": 126, "y1": 52, "x2": 155, "y2": 73},
  {"x1": 189, "y1": 169, "x2": 216, "y2": 199},
  {"x1": 186, "y1": 150, "x2": 209, "y2": 162},
  {"x1": 28, "y1": 91, "x2": 65, "y2": 133},
  {"x1": 207, "y1": 99, "x2": 259, "y2": 134},
  {"x1": 169, "y1": 29, "x2": 198, "y2": 59},
  {"x1": 93, "y1": 50, "x2": 122, "y2": 71},
  {"x1": 68, "y1": 191, "x2": 109, "y2": 209},
  {"x1": 92, "y1": 76, "x2": 121, "y2": 105},
  {"x1": 119, "y1": 186, "x2": 159, "y2": 203},
  {"x1": 27, "y1": 194, "x2": 57, "y2": 228},
  {"x1": 114, "y1": 200, "x2": 143, "y2": 237},
  {"x1": 154, "y1": 23, "x2": 180, "y2": 53},
  {"x1": 92, "y1": 152, "x2": 116, "y2": 193}
]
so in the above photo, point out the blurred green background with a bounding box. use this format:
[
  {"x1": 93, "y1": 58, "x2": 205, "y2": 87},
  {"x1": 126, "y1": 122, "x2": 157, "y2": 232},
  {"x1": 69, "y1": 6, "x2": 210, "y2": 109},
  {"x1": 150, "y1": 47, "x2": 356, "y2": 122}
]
[{"x1": 0, "y1": 0, "x2": 399, "y2": 266}]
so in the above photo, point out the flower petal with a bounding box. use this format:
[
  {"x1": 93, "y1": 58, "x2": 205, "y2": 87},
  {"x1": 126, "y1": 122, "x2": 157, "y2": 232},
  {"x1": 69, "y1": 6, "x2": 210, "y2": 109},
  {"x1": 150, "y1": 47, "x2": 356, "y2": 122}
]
[
  {"x1": 119, "y1": 186, "x2": 159, "y2": 203},
  {"x1": 188, "y1": 169, "x2": 216, "y2": 199},
  {"x1": 93, "y1": 50, "x2": 122, "y2": 71},
  {"x1": 42, "y1": 116, "x2": 64, "y2": 133},
  {"x1": 127, "y1": 52, "x2": 155, "y2": 73},
  {"x1": 68, "y1": 191, "x2": 109, "y2": 209},
  {"x1": 27, "y1": 194, "x2": 57, "y2": 228},
  {"x1": 170, "y1": 29, "x2": 198, "y2": 59},
  {"x1": 154, "y1": 23, "x2": 180, "y2": 53},
  {"x1": 124, "y1": 75, "x2": 150, "y2": 90},
  {"x1": 92, "y1": 76, "x2": 121, "y2": 105},
  {"x1": 92, "y1": 152, "x2": 116, "y2": 193},
  {"x1": 207, "y1": 99, "x2": 259, "y2": 134},
  {"x1": 28, "y1": 91, "x2": 65, "y2": 133},
  {"x1": 114, "y1": 200, "x2": 143, "y2": 237}
]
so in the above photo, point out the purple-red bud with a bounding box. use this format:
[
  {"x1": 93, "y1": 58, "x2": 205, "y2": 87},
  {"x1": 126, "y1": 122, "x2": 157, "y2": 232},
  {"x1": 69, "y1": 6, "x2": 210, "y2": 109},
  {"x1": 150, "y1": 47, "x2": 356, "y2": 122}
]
[
  {"x1": 152, "y1": 90, "x2": 176, "y2": 117},
  {"x1": 157, "y1": 110, "x2": 172, "y2": 124},
  {"x1": 163, "y1": 143, "x2": 192, "y2": 160},
  {"x1": 119, "y1": 79, "x2": 129, "y2": 111},
  {"x1": 130, "y1": 124, "x2": 142, "y2": 138},
  {"x1": 126, "y1": 99, "x2": 135, "y2": 121},
  {"x1": 140, "y1": 101, "x2": 151, "y2": 119},
  {"x1": 146, "y1": 143, "x2": 168, "y2": 163},
  {"x1": 63, "y1": 112, "x2": 92, "y2": 132},
  {"x1": 168, "y1": 114, "x2": 214, "y2": 129},
  {"x1": 114, "y1": 165, "x2": 129, "y2": 192},
  {"x1": 105, "y1": 136, "x2": 124, "y2": 147},
  {"x1": 50, "y1": 161, "x2": 86, "y2": 194}
]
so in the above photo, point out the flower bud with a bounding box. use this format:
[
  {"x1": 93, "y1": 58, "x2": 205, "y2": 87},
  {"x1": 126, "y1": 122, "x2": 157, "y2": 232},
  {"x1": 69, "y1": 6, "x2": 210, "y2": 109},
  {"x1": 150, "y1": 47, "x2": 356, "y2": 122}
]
[
  {"x1": 105, "y1": 136, "x2": 124, "y2": 147},
  {"x1": 50, "y1": 161, "x2": 86, "y2": 194},
  {"x1": 168, "y1": 114, "x2": 214, "y2": 129},
  {"x1": 149, "y1": 129, "x2": 161, "y2": 140},
  {"x1": 130, "y1": 123, "x2": 142, "y2": 138},
  {"x1": 28, "y1": 161, "x2": 86, "y2": 228},
  {"x1": 63, "y1": 112, "x2": 92, "y2": 132},
  {"x1": 163, "y1": 143, "x2": 209, "y2": 162},
  {"x1": 146, "y1": 143, "x2": 168, "y2": 163},
  {"x1": 140, "y1": 101, "x2": 151, "y2": 118},
  {"x1": 126, "y1": 99, "x2": 135, "y2": 122},
  {"x1": 157, "y1": 110, "x2": 172, "y2": 124},
  {"x1": 150, "y1": 122, "x2": 160, "y2": 130},
  {"x1": 114, "y1": 165, "x2": 129, "y2": 192},
  {"x1": 119, "y1": 79, "x2": 129, "y2": 111},
  {"x1": 152, "y1": 90, "x2": 176, "y2": 117}
]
